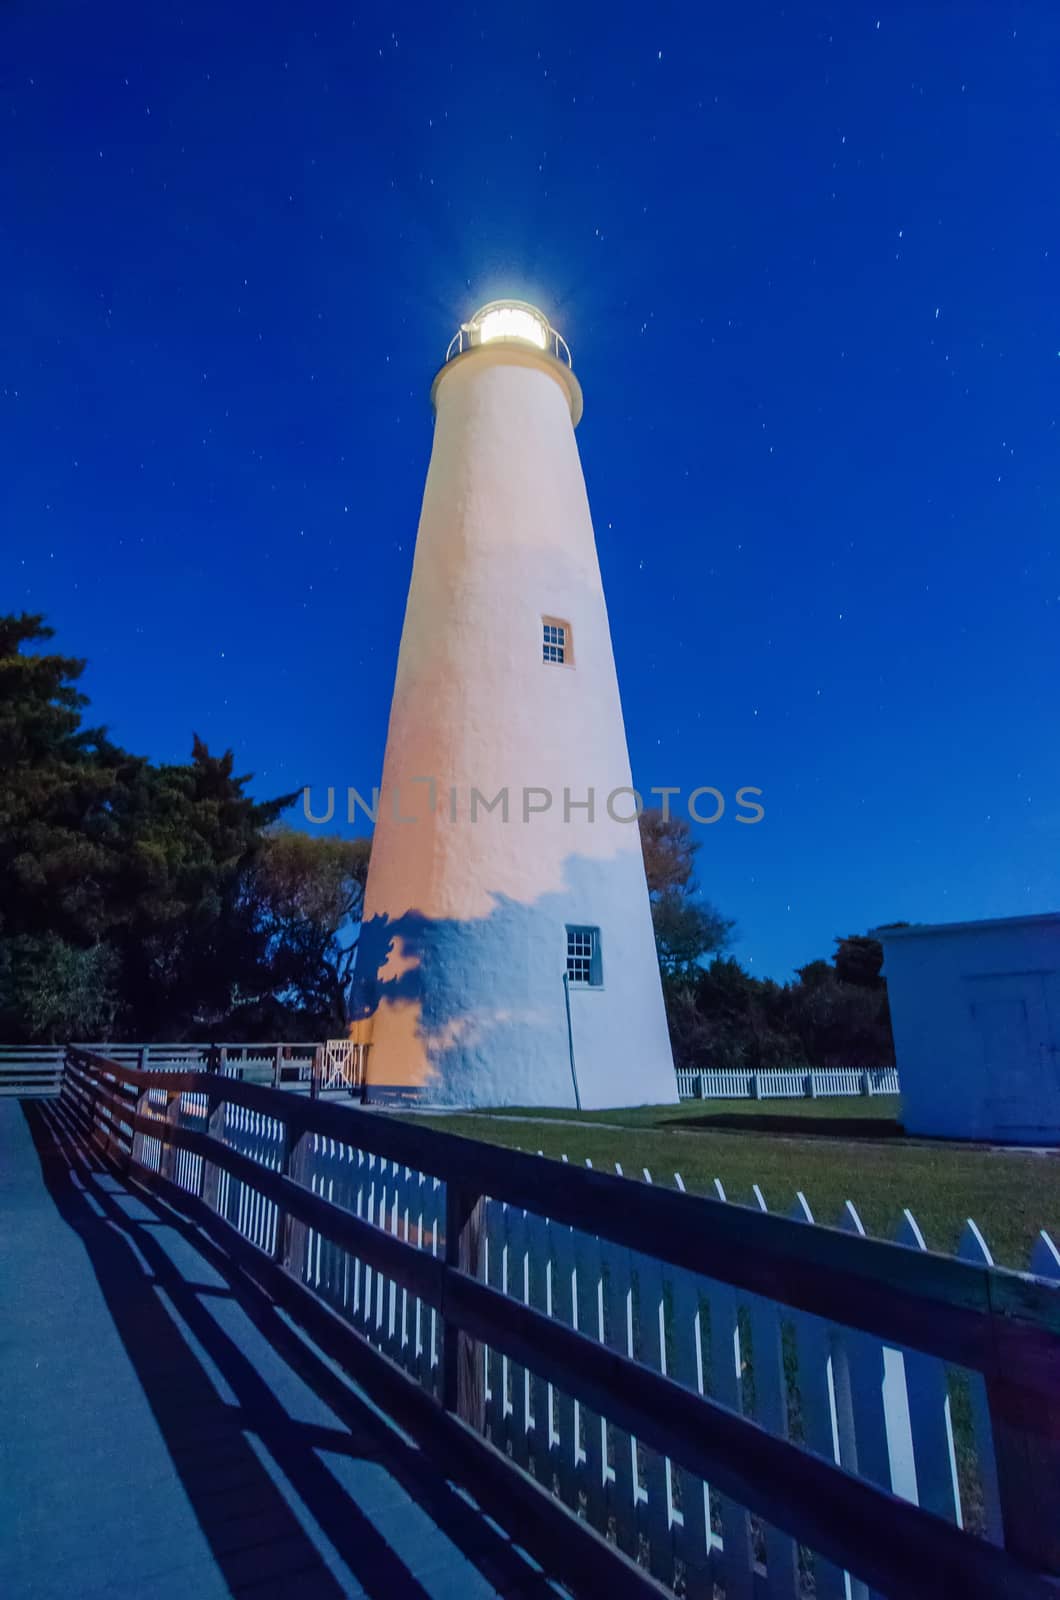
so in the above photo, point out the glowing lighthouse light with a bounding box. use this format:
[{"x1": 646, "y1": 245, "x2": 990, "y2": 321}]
[
  {"x1": 474, "y1": 301, "x2": 549, "y2": 349},
  {"x1": 353, "y1": 298, "x2": 676, "y2": 1109}
]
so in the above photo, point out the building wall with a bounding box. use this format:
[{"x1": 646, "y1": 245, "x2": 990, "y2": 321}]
[
  {"x1": 881, "y1": 917, "x2": 1060, "y2": 1143},
  {"x1": 354, "y1": 345, "x2": 676, "y2": 1108}
]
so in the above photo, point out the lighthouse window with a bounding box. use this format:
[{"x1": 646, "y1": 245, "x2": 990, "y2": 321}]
[
  {"x1": 566, "y1": 925, "x2": 602, "y2": 987},
  {"x1": 542, "y1": 618, "x2": 571, "y2": 665}
]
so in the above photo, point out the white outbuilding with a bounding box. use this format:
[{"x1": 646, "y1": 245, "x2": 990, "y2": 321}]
[{"x1": 875, "y1": 912, "x2": 1060, "y2": 1145}]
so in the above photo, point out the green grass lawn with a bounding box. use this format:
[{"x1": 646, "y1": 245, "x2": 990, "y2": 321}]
[
  {"x1": 398, "y1": 1098, "x2": 1060, "y2": 1271},
  {"x1": 476, "y1": 1096, "x2": 904, "y2": 1129}
]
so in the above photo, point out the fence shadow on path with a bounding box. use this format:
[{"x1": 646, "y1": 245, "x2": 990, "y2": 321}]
[{"x1": 20, "y1": 1099, "x2": 544, "y2": 1600}]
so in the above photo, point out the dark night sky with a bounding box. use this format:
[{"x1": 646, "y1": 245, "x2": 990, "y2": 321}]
[{"x1": 3, "y1": 2, "x2": 1057, "y2": 979}]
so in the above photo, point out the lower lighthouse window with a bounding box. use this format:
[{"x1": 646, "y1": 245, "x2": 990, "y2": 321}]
[{"x1": 566, "y1": 925, "x2": 602, "y2": 987}]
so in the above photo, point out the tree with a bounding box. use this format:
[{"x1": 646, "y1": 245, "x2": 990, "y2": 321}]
[
  {"x1": 652, "y1": 891, "x2": 734, "y2": 981},
  {"x1": 673, "y1": 956, "x2": 756, "y2": 1068},
  {"x1": 639, "y1": 807, "x2": 698, "y2": 898},
  {"x1": 783, "y1": 932, "x2": 896, "y2": 1068},
  {"x1": 0, "y1": 612, "x2": 126, "y2": 947},
  {"x1": 0, "y1": 936, "x2": 119, "y2": 1042},
  {"x1": 794, "y1": 958, "x2": 834, "y2": 990},
  {"x1": 108, "y1": 737, "x2": 294, "y2": 1037},
  {"x1": 247, "y1": 828, "x2": 372, "y2": 1031},
  {"x1": 785, "y1": 970, "x2": 893, "y2": 1068},
  {"x1": 638, "y1": 808, "x2": 733, "y2": 979},
  {"x1": 0, "y1": 612, "x2": 297, "y2": 1040},
  {"x1": 833, "y1": 933, "x2": 884, "y2": 990}
]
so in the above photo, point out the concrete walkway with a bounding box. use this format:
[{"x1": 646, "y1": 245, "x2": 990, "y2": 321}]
[{"x1": 0, "y1": 1099, "x2": 556, "y2": 1600}]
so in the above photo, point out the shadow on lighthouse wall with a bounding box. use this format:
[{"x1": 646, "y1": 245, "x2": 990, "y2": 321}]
[{"x1": 349, "y1": 851, "x2": 676, "y2": 1110}]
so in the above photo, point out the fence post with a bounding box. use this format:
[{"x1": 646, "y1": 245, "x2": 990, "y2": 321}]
[
  {"x1": 129, "y1": 1086, "x2": 152, "y2": 1168},
  {"x1": 273, "y1": 1045, "x2": 283, "y2": 1089},
  {"x1": 861, "y1": 1070, "x2": 874, "y2": 1098},
  {"x1": 159, "y1": 1091, "x2": 182, "y2": 1182},
  {"x1": 275, "y1": 1119, "x2": 310, "y2": 1274},
  {"x1": 698, "y1": 1071, "x2": 706, "y2": 1099},
  {"x1": 443, "y1": 1182, "x2": 486, "y2": 1432},
  {"x1": 806, "y1": 1070, "x2": 817, "y2": 1100},
  {"x1": 986, "y1": 1375, "x2": 1060, "y2": 1574},
  {"x1": 750, "y1": 1071, "x2": 761, "y2": 1100},
  {"x1": 200, "y1": 1088, "x2": 228, "y2": 1211}
]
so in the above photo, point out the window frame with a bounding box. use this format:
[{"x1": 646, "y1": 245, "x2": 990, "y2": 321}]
[
  {"x1": 565, "y1": 924, "x2": 603, "y2": 988},
  {"x1": 542, "y1": 615, "x2": 574, "y2": 667}
]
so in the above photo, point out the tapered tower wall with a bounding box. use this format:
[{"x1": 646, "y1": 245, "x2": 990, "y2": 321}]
[{"x1": 353, "y1": 324, "x2": 676, "y2": 1108}]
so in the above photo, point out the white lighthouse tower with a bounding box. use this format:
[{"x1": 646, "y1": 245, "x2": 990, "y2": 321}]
[{"x1": 353, "y1": 300, "x2": 676, "y2": 1108}]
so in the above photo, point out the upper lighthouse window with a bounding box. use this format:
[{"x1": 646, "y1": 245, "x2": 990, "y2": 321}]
[
  {"x1": 542, "y1": 619, "x2": 570, "y2": 664},
  {"x1": 477, "y1": 305, "x2": 549, "y2": 349}
]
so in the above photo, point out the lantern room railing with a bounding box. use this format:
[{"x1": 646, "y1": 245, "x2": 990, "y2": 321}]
[{"x1": 445, "y1": 299, "x2": 573, "y2": 368}]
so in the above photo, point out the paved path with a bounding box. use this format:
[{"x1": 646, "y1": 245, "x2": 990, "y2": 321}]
[{"x1": 0, "y1": 1099, "x2": 556, "y2": 1600}]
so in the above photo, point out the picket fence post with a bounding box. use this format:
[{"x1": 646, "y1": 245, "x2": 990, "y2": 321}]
[
  {"x1": 984, "y1": 1225, "x2": 1060, "y2": 1573},
  {"x1": 893, "y1": 1210, "x2": 962, "y2": 1524}
]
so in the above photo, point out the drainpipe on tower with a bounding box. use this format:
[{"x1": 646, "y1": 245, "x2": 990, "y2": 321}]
[{"x1": 562, "y1": 971, "x2": 582, "y2": 1111}]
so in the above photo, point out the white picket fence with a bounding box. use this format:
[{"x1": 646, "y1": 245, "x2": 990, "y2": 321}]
[
  {"x1": 70, "y1": 1042, "x2": 1060, "y2": 1599},
  {"x1": 676, "y1": 1065, "x2": 900, "y2": 1101},
  {"x1": 142, "y1": 1088, "x2": 1056, "y2": 1598},
  {"x1": 478, "y1": 1157, "x2": 1057, "y2": 1597},
  {"x1": 196, "y1": 1110, "x2": 448, "y2": 1398}
]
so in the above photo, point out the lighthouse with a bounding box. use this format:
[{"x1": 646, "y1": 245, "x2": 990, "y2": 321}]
[{"x1": 353, "y1": 300, "x2": 676, "y2": 1108}]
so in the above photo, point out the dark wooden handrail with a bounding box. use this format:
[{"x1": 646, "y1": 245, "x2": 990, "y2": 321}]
[
  {"x1": 61, "y1": 1046, "x2": 1060, "y2": 1597},
  {"x1": 66, "y1": 1050, "x2": 1060, "y2": 1364}
]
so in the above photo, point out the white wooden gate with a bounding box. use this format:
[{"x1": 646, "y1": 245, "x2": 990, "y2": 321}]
[{"x1": 317, "y1": 1039, "x2": 367, "y2": 1092}]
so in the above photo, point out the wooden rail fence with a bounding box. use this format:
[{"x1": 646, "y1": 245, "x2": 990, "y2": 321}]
[
  {"x1": 0, "y1": 1042, "x2": 325, "y2": 1097},
  {"x1": 56, "y1": 1047, "x2": 1060, "y2": 1599},
  {"x1": 0, "y1": 1045, "x2": 65, "y2": 1098}
]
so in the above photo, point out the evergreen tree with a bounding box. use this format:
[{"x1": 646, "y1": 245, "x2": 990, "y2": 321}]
[
  {"x1": 105, "y1": 737, "x2": 294, "y2": 1036},
  {"x1": 0, "y1": 612, "x2": 125, "y2": 945},
  {"x1": 0, "y1": 614, "x2": 296, "y2": 1040}
]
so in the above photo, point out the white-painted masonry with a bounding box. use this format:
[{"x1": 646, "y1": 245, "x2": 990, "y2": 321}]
[{"x1": 353, "y1": 307, "x2": 676, "y2": 1108}]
